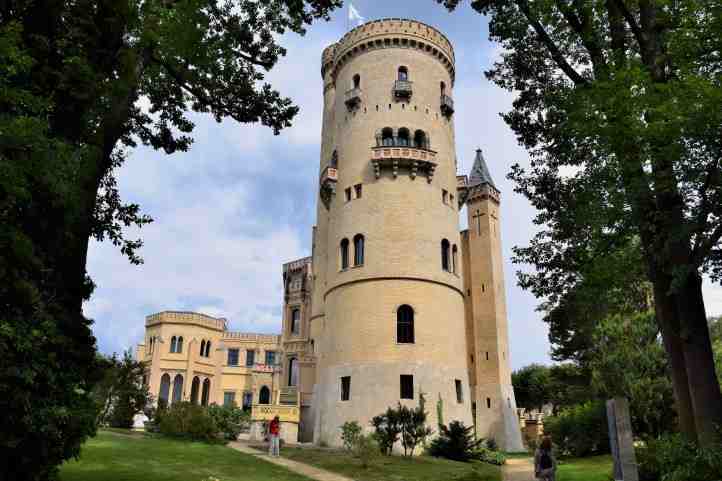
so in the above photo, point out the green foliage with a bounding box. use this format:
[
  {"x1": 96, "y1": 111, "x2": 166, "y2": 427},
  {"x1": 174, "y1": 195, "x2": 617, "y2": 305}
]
[
  {"x1": 340, "y1": 421, "x2": 362, "y2": 452},
  {"x1": 636, "y1": 433, "x2": 722, "y2": 481},
  {"x1": 92, "y1": 350, "x2": 150, "y2": 429},
  {"x1": 428, "y1": 421, "x2": 481, "y2": 462},
  {"x1": 589, "y1": 312, "x2": 675, "y2": 437},
  {"x1": 158, "y1": 402, "x2": 217, "y2": 442},
  {"x1": 512, "y1": 364, "x2": 552, "y2": 410},
  {"x1": 353, "y1": 434, "x2": 378, "y2": 469},
  {"x1": 711, "y1": 317, "x2": 722, "y2": 386},
  {"x1": 473, "y1": 447, "x2": 507, "y2": 466},
  {"x1": 371, "y1": 408, "x2": 402, "y2": 456},
  {"x1": 207, "y1": 403, "x2": 249, "y2": 440},
  {"x1": 513, "y1": 362, "x2": 593, "y2": 414},
  {"x1": 543, "y1": 401, "x2": 609, "y2": 457},
  {"x1": 436, "y1": 393, "x2": 444, "y2": 429}
]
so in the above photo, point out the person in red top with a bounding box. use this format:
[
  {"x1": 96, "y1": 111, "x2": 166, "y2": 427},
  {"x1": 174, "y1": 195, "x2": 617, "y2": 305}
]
[{"x1": 268, "y1": 416, "x2": 281, "y2": 457}]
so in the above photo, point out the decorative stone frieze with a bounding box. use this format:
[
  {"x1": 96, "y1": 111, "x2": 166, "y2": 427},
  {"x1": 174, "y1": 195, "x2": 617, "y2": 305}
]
[{"x1": 371, "y1": 146, "x2": 437, "y2": 182}]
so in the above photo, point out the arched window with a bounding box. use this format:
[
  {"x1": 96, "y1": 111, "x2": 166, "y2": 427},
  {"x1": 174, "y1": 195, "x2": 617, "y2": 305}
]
[
  {"x1": 353, "y1": 234, "x2": 365, "y2": 266},
  {"x1": 340, "y1": 238, "x2": 350, "y2": 270},
  {"x1": 170, "y1": 336, "x2": 177, "y2": 353},
  {"x1": 398, "y1": 66, "x2": 409, "y2": 81},
  {"x1": 172, "y1": 374, "x2": 184, "y2": 404},
  {"x1": 353, "y1": 74, "x2": 361, "y2": 89},
  {"x1": 452, "y1": 245, "x2": 458, "y2": 274},
  {"x1": 382, "y1": 127, "x2": 394, "y2": 147},
  {"x1": 190, "y1": 376, "x2": 200, "y2": 404},
  {"x1": 397, "y1": 128, "x2": 410, "y2": 147},
  {"x1": 288, "y1": 357, "x2": 299, "y2": 387},
  {"x1": 205, "y1": 340, "x2": 211, "y2": 358},
  {"x1": 259, "y1": 386, "x2": 271, "y2": 405},
  {"x1": 176, "y1": 336, "x2": 183, "y2": 353},
  {"x1": 440, "y1": 81, "x2": 446, "y2": 96},
  {"x1": 200, "y1": 340, "x2": 206, "y2": 357},
  {"x1": 441, "y1": 239, "x2": 451, "y2": 271},
  {"x1": 397, "y1": 305, "x2": 415, "y2": 343},
  {"x1": 159, "y1": 373, "x2": 171, "y2": 406},
  {"x1": 291, "y1": 308, "x2": 301, "y2": 336},
  {"x1": 201, "y1": 378, "x2": 211, "y2": 406},
  {"x1": 413, "y1": 130, "x2": 427, "y2": 149}
]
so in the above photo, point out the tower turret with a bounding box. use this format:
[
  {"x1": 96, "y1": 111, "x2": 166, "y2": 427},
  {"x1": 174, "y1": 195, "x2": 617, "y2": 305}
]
[{"x1": 460, "y1": 149, "x2": 524, "y2": 451}]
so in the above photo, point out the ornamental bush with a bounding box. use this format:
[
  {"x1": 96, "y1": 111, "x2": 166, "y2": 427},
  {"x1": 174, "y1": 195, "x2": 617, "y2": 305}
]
[
  {"x1": 637, "y1": 433, "x2": 722, "y2": 481},
  {"x1": 158, "y1": 402, "x2": 217, "y2": 442},
  {"x1": 340, "y1": 421, "x2": 362, "y2": 452},
  {"x1": 543, "y1": 401, "x2": 609, "y2": 457},
  {"x1": 207, "y1": 403, "x2": 248, "y2": 440},
  {"x1": 427, "y1": 421, "x2": 481, "y2": 462}
]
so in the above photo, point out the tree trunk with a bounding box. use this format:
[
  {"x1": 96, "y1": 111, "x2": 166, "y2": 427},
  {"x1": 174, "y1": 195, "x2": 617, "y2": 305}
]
[
  {"x1": 676, "y1": 272, "x2": 722, "y2": 446},
  {"x1": 652, "y1": 278, "x2": 697, "y2": 442}
]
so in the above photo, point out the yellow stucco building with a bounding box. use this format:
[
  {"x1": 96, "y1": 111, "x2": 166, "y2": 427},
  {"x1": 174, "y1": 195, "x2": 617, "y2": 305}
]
[{"x1": 137, "y1": 18, "x2": 523, "y2": 451}]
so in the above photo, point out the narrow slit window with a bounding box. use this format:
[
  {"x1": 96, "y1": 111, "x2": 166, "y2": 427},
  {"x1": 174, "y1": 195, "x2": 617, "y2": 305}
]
[
  {"x1": 354, "y1": 184, "x2": 362, "y2": 199},
  {"x1": 455, "y1": 380, "x2": 463, "y2": 403},
  {"x1": 400, "y1": 375, "x2": 414, "y2": 399},
  {"x1": 341, "y1": 376, "x2": 351, "y2": 401}
]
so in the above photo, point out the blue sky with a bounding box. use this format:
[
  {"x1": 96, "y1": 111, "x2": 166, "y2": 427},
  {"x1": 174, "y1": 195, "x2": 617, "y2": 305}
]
[{"x1": 83, "y1": 1, "x2": 722, "y2": 370}]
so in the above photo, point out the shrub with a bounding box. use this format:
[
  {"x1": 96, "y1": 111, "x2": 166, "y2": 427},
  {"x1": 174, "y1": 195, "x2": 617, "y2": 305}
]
[
  {"x1": 354, "y1": 434, "x2": 378, "y2": 469},
  {"x1": 427, "y1": 421, "x2": 481, "y2": 462},
  {"x1": 543, "y1": 401, "x2": 609, "y2": 457},
  {"x1": 340, "y1": 421, "x2": 362, "y2": 452},
  {"x1": 158, "y1": 402, "x2": 217, "y2": 441},
  {"x1": 399, "y1": 393, "x2": 434, "y2": 456},
  {"x1": 207, "y1": 403, "x2": 249, "y2": 440},
  {"x1": 473, "y1": 447, "x2": 507, "y2": 466},
  {"x1": 636, "y1": 433, "x2": 722, "y2": 481},
  {"x1": 484, "y1": 438, "x2": 498, "y2": 452},
  {"x1": 371, "y1": 408, "x2": 402, "y2": 455}
]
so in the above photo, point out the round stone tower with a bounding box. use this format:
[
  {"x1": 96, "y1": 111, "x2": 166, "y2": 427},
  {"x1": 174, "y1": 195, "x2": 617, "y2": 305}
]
[{"x1": 310, "y1": 19, "x2": 473, "y2": 446}]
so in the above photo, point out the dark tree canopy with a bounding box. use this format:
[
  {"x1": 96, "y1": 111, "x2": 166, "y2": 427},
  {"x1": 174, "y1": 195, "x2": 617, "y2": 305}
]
[
  {"x1": 0, "y1": 1, "x2": 340, "y2": 479},
  {"x1": 439, "y1": 0, "x2": 722, "y2": 446}
]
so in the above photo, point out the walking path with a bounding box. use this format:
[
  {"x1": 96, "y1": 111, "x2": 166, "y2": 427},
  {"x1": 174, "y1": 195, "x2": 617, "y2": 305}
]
[
  {"x1": 228, "y1": 442, "x2": 353, "y2": 481},
  {"x1": 503, "y1": 457, "x2": 535, "y2": 481}
]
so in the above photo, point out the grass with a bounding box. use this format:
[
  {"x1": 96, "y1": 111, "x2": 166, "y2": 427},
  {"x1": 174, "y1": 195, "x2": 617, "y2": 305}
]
[
  {"x1": 278, "y1": 446, "x2": 502, "y2": 481},
  {"x1": 60, "y1": 430, "x2": 313, "y2": 481},
  {"x1": 557, "y1": 455, "x2": 613, "y2": 481}
]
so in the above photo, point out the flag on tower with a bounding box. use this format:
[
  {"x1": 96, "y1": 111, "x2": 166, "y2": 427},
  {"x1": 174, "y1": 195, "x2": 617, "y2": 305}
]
[{"x1": 348, "y1": 2, "x2": 365, "y2": 29}]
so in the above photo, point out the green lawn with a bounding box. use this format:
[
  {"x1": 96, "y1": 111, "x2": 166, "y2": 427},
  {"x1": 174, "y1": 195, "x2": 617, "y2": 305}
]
[
  {"x1": 278, "y1": 446, "x2": 502, "y2": 481},
  {"x1": 60, "y1": 431, "x2": 313, "y2": 481},
  {"x1": 557, "y1": 455, "x2": 613, "y2": 481}
]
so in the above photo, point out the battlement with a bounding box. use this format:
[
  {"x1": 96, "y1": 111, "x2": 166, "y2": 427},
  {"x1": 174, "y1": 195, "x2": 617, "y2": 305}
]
[
  {"x1": 222, "y1": 331, "x2": 281, "y2": 343},
  {"x1": 321, "y1": 18, "x2": 455, "y2": 84},
  {"x1": 145, "y1": 311, "x2": 227, "y2": 331}
]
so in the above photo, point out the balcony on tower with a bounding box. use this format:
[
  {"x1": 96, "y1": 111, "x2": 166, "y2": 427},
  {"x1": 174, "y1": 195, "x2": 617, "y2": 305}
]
[
  {"x1": 319, "y1": 165, "x2": 338, "y2": 210},
  {"x1": 345, "y1": 87, "x2": 362, "y2": 110},
  {"x1": 371, "y1": 146, "x2": 437, "y2": 183},
  {"x1": 393, "y1": 80, "x2": 413, "y2": 100},
  {"x1": 441, "y1": 94, "x2": 454, "y2": 117}
]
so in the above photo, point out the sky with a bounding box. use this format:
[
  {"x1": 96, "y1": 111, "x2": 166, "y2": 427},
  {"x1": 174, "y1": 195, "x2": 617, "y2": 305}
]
[{"x1": 83, "y1": 1, "x2": 722, "y2": 371}]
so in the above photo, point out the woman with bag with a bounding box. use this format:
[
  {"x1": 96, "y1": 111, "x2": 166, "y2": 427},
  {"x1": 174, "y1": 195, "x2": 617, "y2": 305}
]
[
  {"x1": 534, "y1": 436, "x2": 557, "y2": 481},
  {"x1": 268, "y1": 416, "x2": 281, "y2": 457}
]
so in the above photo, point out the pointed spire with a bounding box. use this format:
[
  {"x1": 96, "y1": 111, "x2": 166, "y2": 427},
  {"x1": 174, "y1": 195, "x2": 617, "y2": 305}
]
[{"x1": 468, "y1": 148, "x2": 497, "y2": 189}]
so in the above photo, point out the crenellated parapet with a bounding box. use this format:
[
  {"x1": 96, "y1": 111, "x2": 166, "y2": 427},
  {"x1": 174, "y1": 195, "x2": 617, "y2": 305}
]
[
  {"x1": 145, "y1": 311, "x2": 227, "y2": 331},
  {"x1": 321, "y1": 18, "x2": 456, "y2": 84}
]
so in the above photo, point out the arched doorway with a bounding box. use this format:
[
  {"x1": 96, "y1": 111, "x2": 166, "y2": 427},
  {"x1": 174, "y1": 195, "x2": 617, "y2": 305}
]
[
  {"x1": 190, "y1": 376, "x2": 200, "y2": 404},
  {"x1": 259, "y1": 386, "x2": 271, "y2": 405},
  {"x1": 172, "y1": 374, "x2": 184, "y2": 404},
  {"x1": 159, "y1": 373, "x2": 171, "y2": 406},
  {"x1": 201, "y1": 378, "x2": 211, "y2": 406}
]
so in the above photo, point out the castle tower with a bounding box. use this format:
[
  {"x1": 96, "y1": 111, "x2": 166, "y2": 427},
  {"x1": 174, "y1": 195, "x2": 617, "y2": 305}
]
[
  {"x1": 311, "y1": 19, "x2": 473, "y2": 446},
  {"x1": 460, "y1": 149, "x2": 524, "y2": 451}
]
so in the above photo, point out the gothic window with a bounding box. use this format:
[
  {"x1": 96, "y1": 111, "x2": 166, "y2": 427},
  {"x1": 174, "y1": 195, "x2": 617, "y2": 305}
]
[
  {"x1": 159, "y1": 373, "x2": 171, "y2": 405},
  {"x1": 265, "y1": 350, "x2": 276, "y2": 366},
  {"x1": 398, "y1": 66, "x2": 409, "y2": 81},
  {"x1": 291, "y1": 308, "x2": 301, "y2": 336},
  {"x1": 353, "y1": 234, "x2": 365, "y2": 266},
  {"x1": 242, "y1": 391, "x2": 253, "y2": 411},
  {"x1": 340, "y1": 238, "x2": 350, "y2": 270},
  {"x1": 200, "y1": 340, "x2": 206, "y2": 357},
  {"x1": 441, "y1": 239, "x2": 451, "y2": 271},
  {"x1": 413, "y1": 130, "x2": 428, "y2": 149},
  {"x1": 190, "y1": 376, "x2": 200, "y2": 404},
  {"x1": 172, "y1": 374, "x2": 184, "y2": 404},
  {"x1": 486, "y1": 397, "x2": 492, "y2": 409},
  {"x1": 353, "y1": 74, "x2": 361, "y2": 89},
  {"x1": 205, "y1": 340, "x2": 211, "y2": 358},
  {"x1": 227, "y1": 348, "x2": 239, "y2": 366},
  {"x1": 397, "y1": 128, "x2": 410, "y2": 146},
  {"x1": 246, "y1": 349, "x2": 255, "y2": 367},
  {"x1": 452, "y1": 245, "x2": 458, "y2": 274},
  {"x1": 381, "y1": 127, "x2": 394, "y2": 146},
  {"x1": 397, "y1": 305, "x2": 415, "y2": 344},
  {"x1": 176, "y1": 336, "x2": 183, "y2": 353},
  {"x1": 455, "y1": 380, "x2": 463, "y2": 403},
  {"x1": 201, "y1": 378, "x2": 211, "y2": 406},
  {"x1": 170, "y1": 336, "x2": 177, "y2": 353},
  {"x1": 288, "y1": 357, "x2": 299, "y2": 387},
  {"x1": 259, "y1": 386, "x2": 271, "y2": 405},
  {"x1": 223, "y1": 391, "x2": 236, "y2": 407},
  {"x1": 341, "y1": 376, "x2": 351, "y2": 401},
  {"x1": 400, "y1": 374, "x2": 414, "y2": 399}
]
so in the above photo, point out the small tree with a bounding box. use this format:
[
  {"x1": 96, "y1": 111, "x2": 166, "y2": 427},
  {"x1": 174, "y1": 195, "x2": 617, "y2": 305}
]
[
  {"x1": 207, "y1": 403, "x2": 249, "y2": 440},
  {"x1": 92, "y1": 350, "x2": 150, "y2": 428},
  {"x1": 371, "y1": 408, "x2": 402, "y2": 455},
  {"x1": 399, "y1": 393, "x2": 433, "y2": 456},
  {"x1": 428, "y1": 421, "x2": 481, "y2": 462},
  {"x1": 340, "y1": 421, "x2": 362, "y2": 452}
]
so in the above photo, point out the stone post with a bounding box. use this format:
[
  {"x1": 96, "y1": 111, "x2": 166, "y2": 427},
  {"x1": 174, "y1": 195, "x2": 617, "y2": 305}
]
[{"x1": 606, "y1": 397, "x2": 638, "y2": 481}]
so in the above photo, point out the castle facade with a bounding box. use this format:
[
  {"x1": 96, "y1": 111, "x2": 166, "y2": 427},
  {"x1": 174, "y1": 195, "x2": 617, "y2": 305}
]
[{"x1": 137, "y1": 18, "x2": 523, "y2": 451}]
